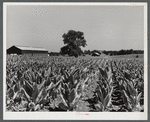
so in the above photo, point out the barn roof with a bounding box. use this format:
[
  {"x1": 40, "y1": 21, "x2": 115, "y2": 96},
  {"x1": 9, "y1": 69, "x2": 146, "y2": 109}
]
[
  {"x1": 13, "y1": 45, "x2": 48, "y2": 51},
  {"x1": 94, "y1": 52, "x2": 100, "y2": 55},
  {"x1": 93, "y1": 52, "x2": 100, "y2": 55}
]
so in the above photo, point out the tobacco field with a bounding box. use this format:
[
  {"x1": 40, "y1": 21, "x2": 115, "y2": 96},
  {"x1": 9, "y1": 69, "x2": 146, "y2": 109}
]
[{"x1": 6, "y1": 55, "x2": 144, "y2": 112}]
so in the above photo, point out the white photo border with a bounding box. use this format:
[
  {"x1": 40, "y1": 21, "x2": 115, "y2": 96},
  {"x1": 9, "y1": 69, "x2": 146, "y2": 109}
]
[{"x1": 3, "y1": 2, "x2": 148, "y2": 120}]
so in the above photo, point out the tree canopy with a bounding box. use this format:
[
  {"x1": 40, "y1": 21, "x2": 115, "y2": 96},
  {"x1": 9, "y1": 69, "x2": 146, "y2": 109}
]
[{"x1": 60, "y1": 30, "x2": 87, "y2": 57}]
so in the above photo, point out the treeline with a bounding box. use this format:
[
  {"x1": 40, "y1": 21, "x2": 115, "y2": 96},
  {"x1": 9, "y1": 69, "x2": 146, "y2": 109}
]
[
  {"x1": 49, "y1": 49, "x2": 144, "y2": 56},
  {"x1": 84, "y1": 49, "x2": 144, "y2": 56}
]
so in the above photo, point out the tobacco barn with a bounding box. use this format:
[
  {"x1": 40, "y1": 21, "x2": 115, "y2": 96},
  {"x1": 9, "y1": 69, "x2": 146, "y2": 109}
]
[{"x1": 7, "y1": 45, "x2": 48, "y2": 56}]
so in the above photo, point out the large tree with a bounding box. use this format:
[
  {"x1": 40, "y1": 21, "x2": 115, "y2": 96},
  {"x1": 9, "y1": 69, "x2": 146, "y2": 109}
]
[{"x1": 60, "y1": 30, "x2": 87, "y2": 57}]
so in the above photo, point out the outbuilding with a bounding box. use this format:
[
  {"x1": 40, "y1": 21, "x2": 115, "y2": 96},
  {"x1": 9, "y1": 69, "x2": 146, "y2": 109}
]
[
  {"x1": 92, "y1": 52, "x2": 101, "y2": 56},
  {"x1": 7, "y1": 45, "x2": 48, "y2": 56}
]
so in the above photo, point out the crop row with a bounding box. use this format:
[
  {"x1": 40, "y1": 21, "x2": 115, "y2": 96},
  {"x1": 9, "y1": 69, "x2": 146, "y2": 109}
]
[{"x1": 6, "y1": 55, "x2": 144, "y2": 112}]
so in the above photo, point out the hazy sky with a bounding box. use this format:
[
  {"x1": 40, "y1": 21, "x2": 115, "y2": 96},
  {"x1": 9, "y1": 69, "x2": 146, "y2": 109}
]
[{"x1": 6, "y1": 5, "x2": 144, "y2": 52}]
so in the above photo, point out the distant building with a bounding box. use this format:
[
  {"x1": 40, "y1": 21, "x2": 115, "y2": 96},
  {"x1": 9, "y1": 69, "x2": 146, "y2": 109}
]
[
  {"x1": 92, "y1": 52, "x2": 101, "y2": 56},
  {"x1": 7, "y1": 45, "x2": 48, "y2": 56}
]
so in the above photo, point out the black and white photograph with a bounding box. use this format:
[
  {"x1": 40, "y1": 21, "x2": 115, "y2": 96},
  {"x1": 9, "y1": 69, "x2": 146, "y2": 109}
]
[{"x1": 3, "y1": 2, "x2": 147, "y2": 120}]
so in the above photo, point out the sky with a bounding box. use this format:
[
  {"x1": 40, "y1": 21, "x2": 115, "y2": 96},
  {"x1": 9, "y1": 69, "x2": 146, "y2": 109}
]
[{"x1": 6, "y1": 4, "x2": 144, "y2": 52}]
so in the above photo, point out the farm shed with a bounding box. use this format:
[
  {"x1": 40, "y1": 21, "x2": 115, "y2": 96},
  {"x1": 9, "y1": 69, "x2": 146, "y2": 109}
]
[
  {"x1": 92, "y1": 52, "x2": 101, "y2": 56},
  {"x1": 7, "y1": 45, "x2": 48, "y2": 56}
]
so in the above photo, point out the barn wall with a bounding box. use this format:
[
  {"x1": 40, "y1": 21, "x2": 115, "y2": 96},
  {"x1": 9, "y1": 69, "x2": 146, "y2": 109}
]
[
  {"x1": 7, "y1": 46, "x2": 48, "y2": 56},
  {"x1": 22, "y1": 50, "x2": 48, "y2": 56},
  {"x1": 7, "y1": 46, "x2": 22, "y2": 54}
]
